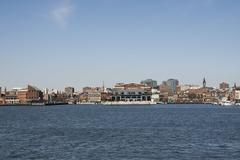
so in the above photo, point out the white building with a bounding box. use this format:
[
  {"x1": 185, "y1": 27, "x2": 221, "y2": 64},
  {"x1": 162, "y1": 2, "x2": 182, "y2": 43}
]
[
  {"x1": 235, "y1": 90, "x2": 240, "y2": 100},
  {"x1": 180, "y1": 85, "x2": 201, "y2": 91},
  {"x1": 88, "y1": 91, "x2": 101, "y2": 103},
  {"x1": 151, "y1": 89, "x2": 160, "y2": 102},
  {"x1": 112, "y1": 83, "x2": 152, "y2": 102}
]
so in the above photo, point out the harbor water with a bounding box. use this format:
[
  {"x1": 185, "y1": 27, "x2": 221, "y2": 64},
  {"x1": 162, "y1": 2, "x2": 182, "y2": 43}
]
[{"x1": 0, "y1": 104, "x2": 240, "y2": 160}]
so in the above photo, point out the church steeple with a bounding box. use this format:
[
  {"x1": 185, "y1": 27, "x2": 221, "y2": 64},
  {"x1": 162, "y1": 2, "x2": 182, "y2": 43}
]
[{"x1": 203, "y1": 77, "x2": 206, "y2": 88}]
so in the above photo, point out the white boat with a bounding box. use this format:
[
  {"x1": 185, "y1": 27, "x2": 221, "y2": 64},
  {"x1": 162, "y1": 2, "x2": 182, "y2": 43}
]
[
  {"x1": 235, "y1": 103, "x2": 240, "y2": 106},
  {"x1": 220, "y1": 101, "x2": 235, "y2": 106},
  {"x1": 211, "y1": 102, "x2": 219, "y2": 105}
]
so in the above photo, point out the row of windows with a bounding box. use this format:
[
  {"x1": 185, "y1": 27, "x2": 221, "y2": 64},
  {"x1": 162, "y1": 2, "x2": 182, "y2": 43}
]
[
  {"x1": 116, "y1": 92, "x2": 149, "y2": 95},
  {"x1": 112, "y1": 96, "x2": 151, "y2": 101}
]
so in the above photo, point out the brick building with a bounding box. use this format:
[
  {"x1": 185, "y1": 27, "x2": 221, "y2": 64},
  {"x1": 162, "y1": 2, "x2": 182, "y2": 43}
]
[{"x1": 17, "y1": 85, "x2": 43, "y2": 103}]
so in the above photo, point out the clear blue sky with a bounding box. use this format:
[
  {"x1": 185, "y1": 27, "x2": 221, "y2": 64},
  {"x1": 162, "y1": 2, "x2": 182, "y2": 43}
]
[{"x1": 0, "y1": 0, "x2": 240, "y2": 90}]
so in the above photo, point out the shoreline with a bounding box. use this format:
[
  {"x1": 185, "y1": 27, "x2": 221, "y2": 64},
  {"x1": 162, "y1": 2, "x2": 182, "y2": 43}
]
[
  {"x1": 0, "y1": 102, "x2": 68, "y2": 107},
  {"x1": 0, "y1": 102, "x2": 238, "y2": 107}
]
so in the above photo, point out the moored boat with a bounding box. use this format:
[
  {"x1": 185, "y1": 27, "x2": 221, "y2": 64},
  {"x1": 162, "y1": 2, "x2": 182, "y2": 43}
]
[{"x1": 220, "y1": 101, "x2": 235, "y2": 106}]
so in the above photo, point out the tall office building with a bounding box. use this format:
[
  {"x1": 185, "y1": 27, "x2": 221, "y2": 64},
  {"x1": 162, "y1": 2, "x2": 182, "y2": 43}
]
[
  {"x1": 141, "y1": 79, "x2": 158, "y2": 88},
  {"x1": 219, "y1": 82, "x2": 229, "y2": 90},
  {"x1": 166, "y1": 79, "x2": 179, "y2": 94},
  {"x1": 65, "y1": 87, "x2": 75, "y2": 97}
]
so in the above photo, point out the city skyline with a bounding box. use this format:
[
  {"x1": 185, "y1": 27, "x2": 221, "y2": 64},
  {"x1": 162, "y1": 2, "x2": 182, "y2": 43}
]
[
  {"x1": 0, "y1": 78, "x2": 237, "y2": 92},
  {"x1": 1, "y1": 0, "x2": 240, "y2": 89}
]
